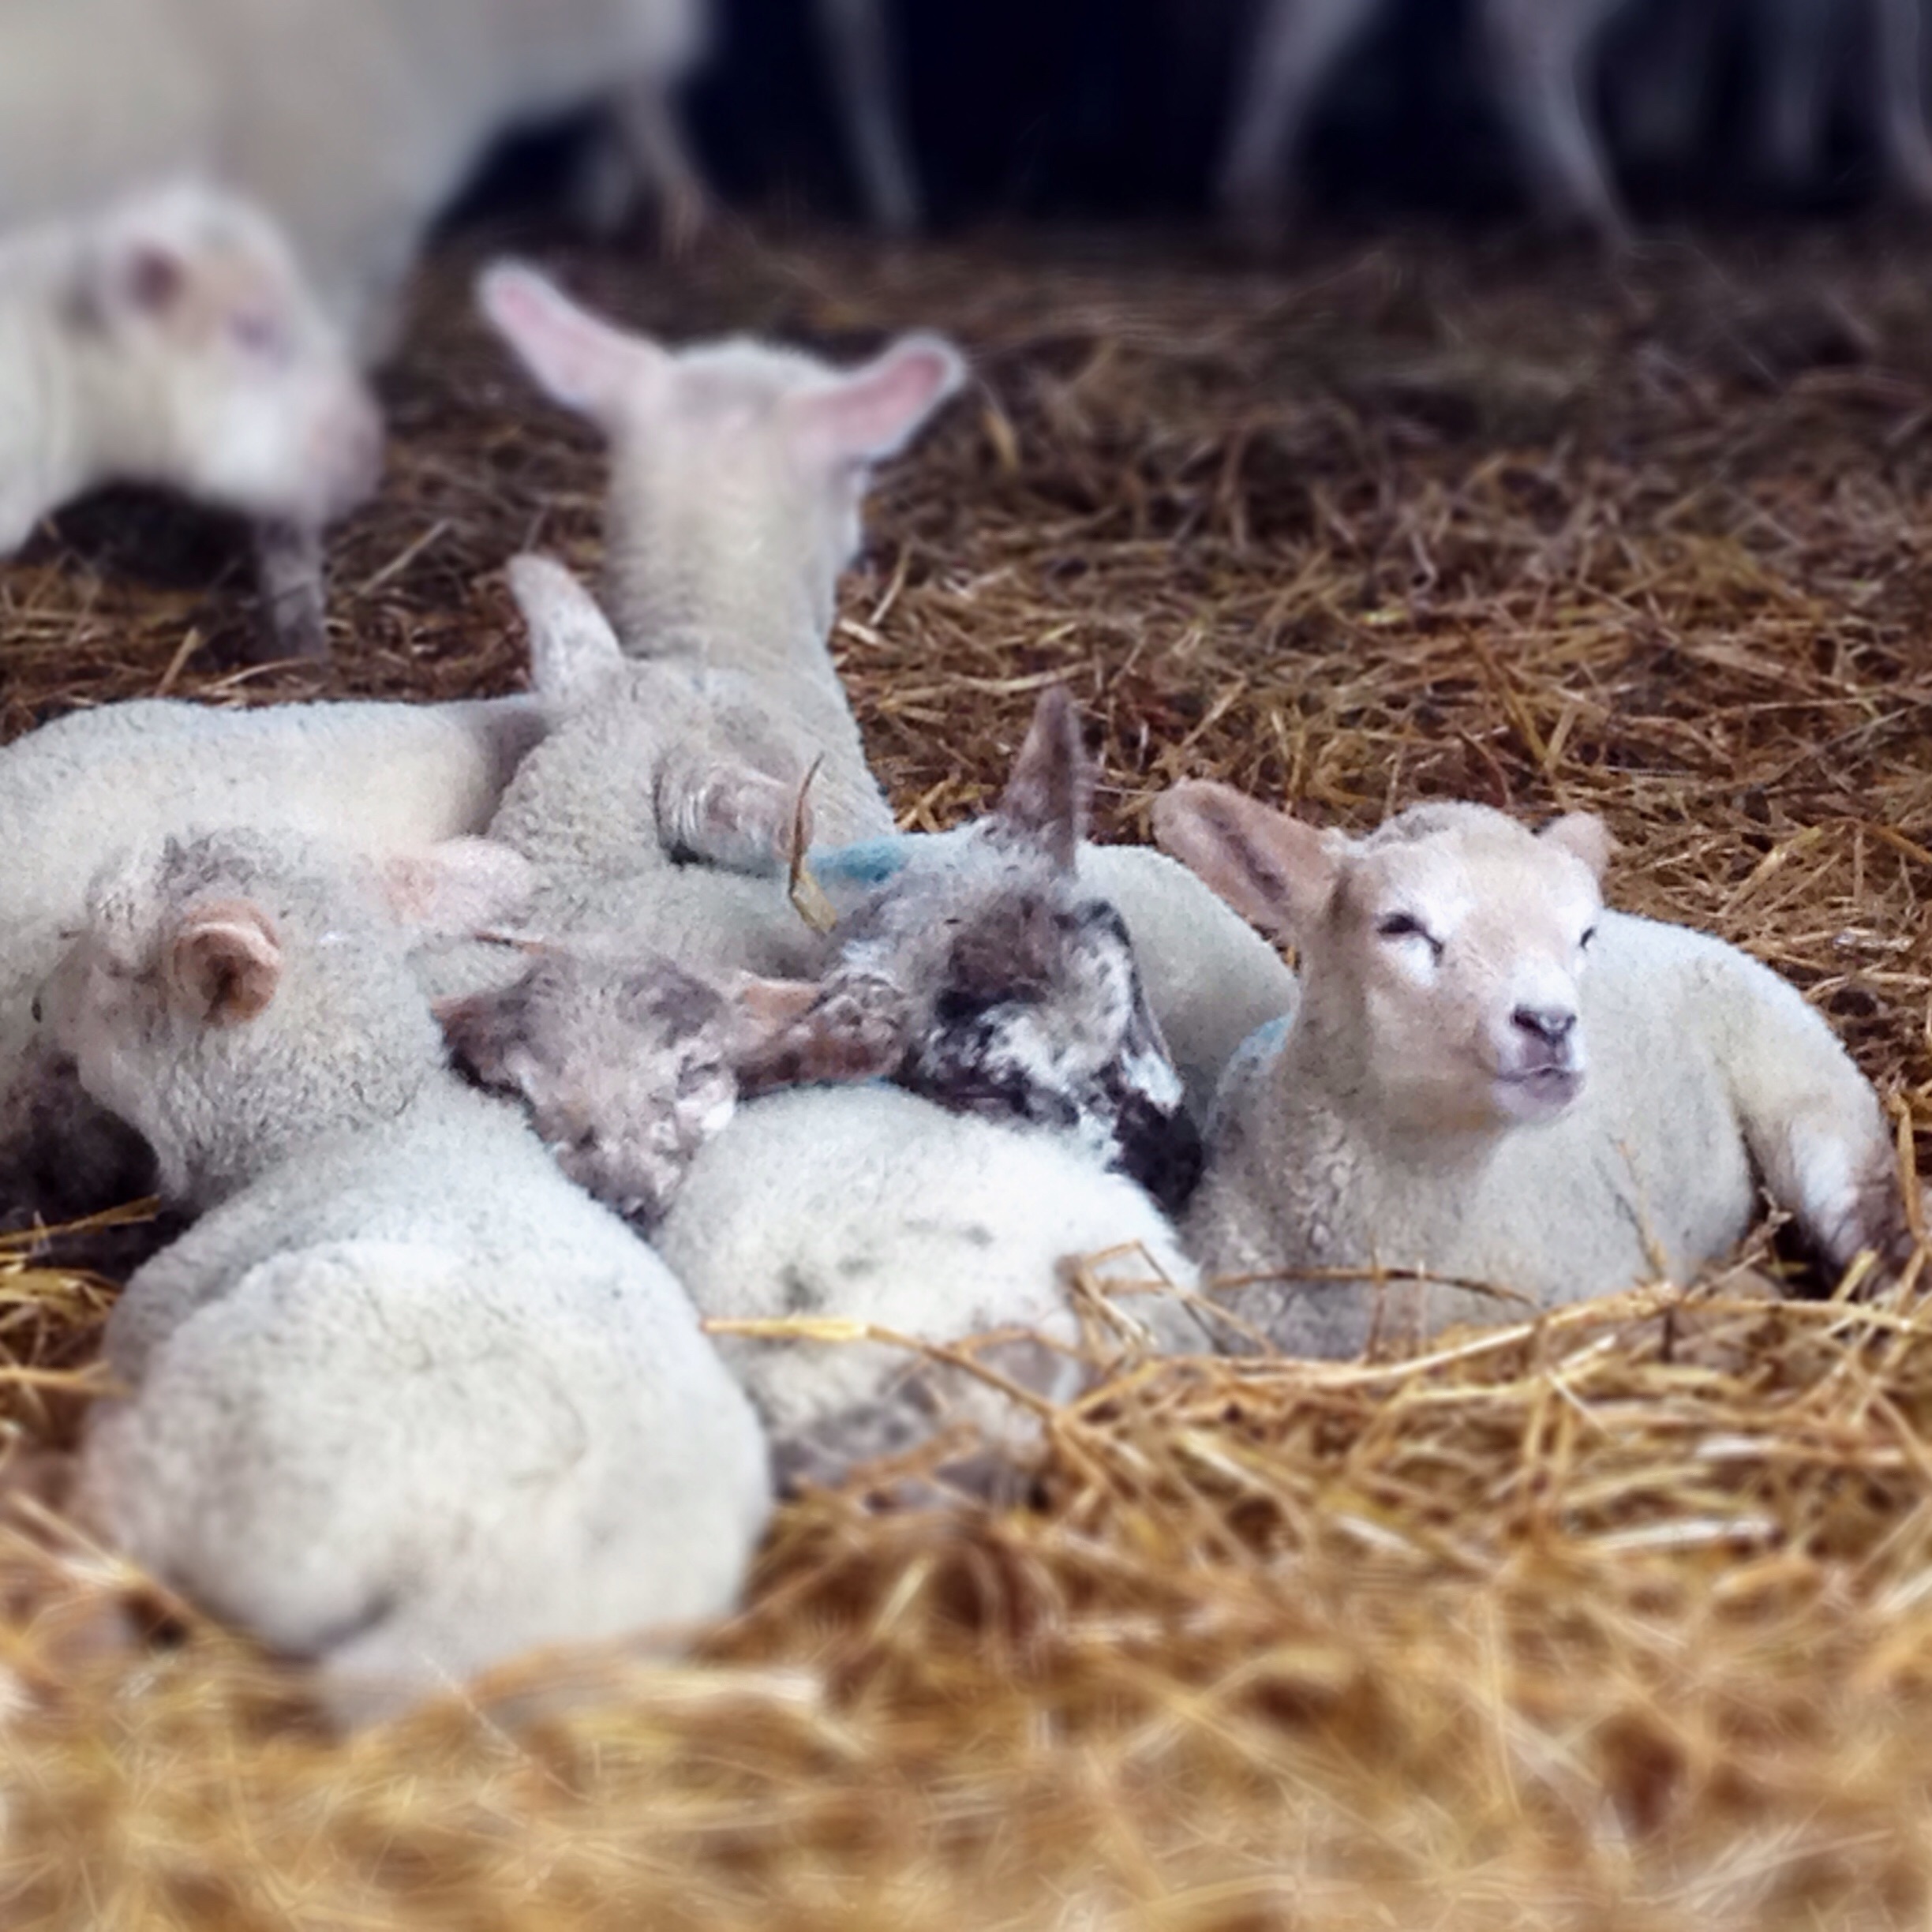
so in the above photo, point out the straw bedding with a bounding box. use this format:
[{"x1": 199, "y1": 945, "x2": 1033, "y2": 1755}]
[{"x1": 3, "y1": 215, "x2": 1932, "y2": 1929}]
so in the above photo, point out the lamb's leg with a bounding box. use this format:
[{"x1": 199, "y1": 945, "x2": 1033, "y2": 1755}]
[
  {"x1": 654, "y1": 748, "x2": 799, "y2": 873},
  {"x1": 1711, "y1": 963, "x2": 1918, "y2": 1276},
  {"x1": 813, "y1": 0, "x2": 923, "y2": 234},
  {"x1": 249, "y1": 519, "x2": 330, "y2": 661},
  {"x1": 1214, "y1": 0, "x2": 1391, "y2": 240},
  {"x1": 1872, "y1": 0, "x2": 1932, "y2": 207},
  {"x1": 1478, "y1": 0, "x2": 1634, "y2": 241},
  {"x1": 1751, "y1": 0, "x2": 1838, "y2": 192}
]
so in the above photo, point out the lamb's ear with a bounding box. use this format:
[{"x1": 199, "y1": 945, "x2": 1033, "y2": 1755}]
[
  {"x1": 786, "y1": 332, "x2": 965, "y2": 467},
  {"x1": 166, "y1": 898, "x2": 282, "y2": 1027},
  {"x1": 477, "y1": 262, "x2": 670, "y2": 427},
  {"x1": 432, "y1": 981, "x2": 531, "y2": 1084},
  {"x1": 994, "y1": 685, "x2": 1088, "y2": 872},
  {"x1": 381, "y1": 839, "x2": 536, "y2": 938},
  {"x1": 1539, "y1": 811, "x2": 1613, "y2": 881},
  {"x1": 1151, "y1": 781, "x2": 1339, "y2": 940},
  {"x1": 507, "y1": 554, "x2": 624, "y2": 706},
  {"x1": 727, "y1": 972, "x2": 910, "y2": 1095}
]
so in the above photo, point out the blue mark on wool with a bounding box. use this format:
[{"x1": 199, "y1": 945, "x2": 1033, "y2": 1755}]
[{"x1": 812, "y1": 837, "x2": 918, "y2": 887}]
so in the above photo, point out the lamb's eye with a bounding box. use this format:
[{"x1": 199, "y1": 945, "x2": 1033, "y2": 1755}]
[
  {"x1": 1579, "y1": 926, "x2": 1597, "y2": 952},
  {"x1": 29, "y1": 995, "x2": 42, "y2": 1025},
  {"x1": 1375, "y1": 912, "x2": 1442, "y2": 958}
]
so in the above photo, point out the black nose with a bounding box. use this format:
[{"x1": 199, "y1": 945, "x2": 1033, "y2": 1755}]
[{"x1": 1512, "y1": 1005, "x2": 1576, "y2": 1047}]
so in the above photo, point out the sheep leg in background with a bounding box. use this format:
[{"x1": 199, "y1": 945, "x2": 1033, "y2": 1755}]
[
  {"x1": 1214, "y1": 0, "x2": 1391, "y2": 241},
  {"x1": 579, "y1": 80, "x2": 713, "y2": 256},
  {"x1": 814, "y1": 0, "x2": 922, "y2": 234},
  {"x1": 250, "y1": 518, "x2": 331, "y2": 661},
  {"x1": 1479, "y1": 0, "x2": 1635, "y2": 240},
  {"x1": 1601, "y1": 0, "x2": 1724, "y2": 173},
  {"x1": 1872, "y1": 0, "x2": 1932, "y2": 206},
  {"x1": 1752, "y1": 0, "x2": 1839, "y2": 192}
]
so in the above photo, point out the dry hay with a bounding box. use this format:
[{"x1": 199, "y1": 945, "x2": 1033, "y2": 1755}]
[{"x1": 5, "y1": 215, "x2": 1932, "y2": 1928}]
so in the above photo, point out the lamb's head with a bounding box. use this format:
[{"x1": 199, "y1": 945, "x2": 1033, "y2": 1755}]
[
  {"x1": 440, "y1": 946, "x2": 907, "y2": 1227},
  {"x1": 1155, "y1": 784, "x2": 1611, "y2": 1135},
  {"x1": 40, "y1": 831, "x2": 532, "y2": 1206},
  {"x1": 477, "y1": 263, "x2": 964, "y2": 635},
  {"x1": 823, "y1": 687, "x2": 1201, "y2": 1211},
  {"x1": 64, "y1": 182, "x2": 382, "y2": 529}
]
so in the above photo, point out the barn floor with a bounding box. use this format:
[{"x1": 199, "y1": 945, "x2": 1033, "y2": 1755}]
[{"x1": 5, "y1": 214, "x2": 1932, "y2": 1930}]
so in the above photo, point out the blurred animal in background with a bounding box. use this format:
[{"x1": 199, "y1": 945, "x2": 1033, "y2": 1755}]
[
  {"x1": 1215, "y1": 0, "x2": 1932, "y2": 242},
  {"x1": 0, "y1": 0, "x2": 715, "y2": 356},
  {"x1": 0, "y1": 0, "x2": 933, "y2": 361},
  {"x1": 0, "y1": 179, "x2": 380, "y2": 657}
]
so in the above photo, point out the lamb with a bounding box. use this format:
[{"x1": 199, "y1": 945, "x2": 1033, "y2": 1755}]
[
  {"x1": 41, "y1": 827, "x2": 770, "y2": 1724},
  {"x1": 454, "y1": 684, "x2": 1210, "y2": 1492},
  {"x1": 0, "y1": 180, "x2": 381, "y2": 659},
  {"x1": 1153, "y1": 782, "x2": 1919, "y2": 1359},
  {"x1": 441, "y1": 939, "x2": 908, "y2": 1228},
  {"x1": 478, "y1": 264, "x2": 965, "y2": 849},
  {"x1": 0, "y1": 676, "x2": 552, "y2": 1237}
]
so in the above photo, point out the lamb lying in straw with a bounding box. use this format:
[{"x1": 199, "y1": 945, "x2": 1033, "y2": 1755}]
[
  {"x1": 44, "y1": 829, "x2": 771, "y2": 1724},
  {"x1": 1154, "y1": 782, "x2": 1922, "y2": 1357}
]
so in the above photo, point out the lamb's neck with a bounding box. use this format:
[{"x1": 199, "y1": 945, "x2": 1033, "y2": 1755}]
[
  {"x1": 602, "y1": 510, "x2": 844, "y2": 711},
  {"x1": 176, "y1": 1062, "x2": 441, "y2": 1215},
  {"x1": 1265, "y1": 1027, "x2": 1504, "y2": 1260},
  {"x1": 0, "y1": 284, "x2": 84, "y2": 550}
]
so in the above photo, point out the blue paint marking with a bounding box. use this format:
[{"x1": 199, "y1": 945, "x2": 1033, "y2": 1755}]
[{"x1": 812, "y1": 837, "x2": 919, "y2": 887}]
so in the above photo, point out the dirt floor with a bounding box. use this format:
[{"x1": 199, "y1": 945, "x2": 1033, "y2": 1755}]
[{"x1": 5, "y1": 213, "x2": 1932, "y2": 1929}]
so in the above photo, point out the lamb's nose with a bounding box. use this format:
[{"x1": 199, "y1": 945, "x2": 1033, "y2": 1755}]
[{"x1": 1511, "y1": 1005, "x2": 1576, "y2": 1047}]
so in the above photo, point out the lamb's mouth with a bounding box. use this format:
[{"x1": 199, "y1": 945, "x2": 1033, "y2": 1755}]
[{"x1": 1495, "y1": 1065, "x2": 1583, "y2": 1117}]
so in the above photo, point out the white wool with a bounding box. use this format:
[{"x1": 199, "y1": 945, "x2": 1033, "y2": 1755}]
[
  {"x1": 0, "y1": 690, "x2": 547, "y2": 1222},
  {"x1": 0, "y1": 0, "x2": 712, "y2": 354},
  {"x1": 653, "y1": 1083, "x2": 1204, "y2": 1493},
  {"x1": 0, "y1": 180, "x2": 380, "y2": 650},
  {"x1": 1157, "y1": 786, "x2": 1911, "y2": 1358},
  {"x1": 54, "y1": 829, "x2": 769, "y2": 1725}
]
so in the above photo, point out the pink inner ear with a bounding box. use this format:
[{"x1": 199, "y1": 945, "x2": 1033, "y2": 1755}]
[
  {"x1": 170, "y1": 901, "x2": 282, "y2": 1025},
  {"x1": 791, "y1": 338, "x2": 964, "y2": 464},
  {"x1": 477, "y1": 264, "x2": 657, "y2": 421}
]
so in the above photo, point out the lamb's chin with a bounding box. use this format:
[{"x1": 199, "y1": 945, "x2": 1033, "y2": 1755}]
[{"x1": 1492, "y1": 1066, "x2": 1584, "y2": 1125}]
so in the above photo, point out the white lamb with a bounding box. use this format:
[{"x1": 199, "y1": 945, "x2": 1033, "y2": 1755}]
[
  {"x1": 479, "y1": 263, "x2": 966, "y2": 848},
  {"x1": 0, "y1": 680, "x2": 551, "y2": 1231},
  {"x1": 0, "y1": 180, "x2": 381, "y2": 659},
  {"x1": 1154, "y1": 781, "x2": 1919, "y2": 1358},
  {"x1": 43, "y1": 828, "x2": 770, "y2": 1724},
  {"x1": 465, "y1": 683, "x2": 1211, "y2": 1492}
]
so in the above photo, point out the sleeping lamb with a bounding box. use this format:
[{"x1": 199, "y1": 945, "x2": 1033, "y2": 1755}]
[
  {"x1": 1153, "y1": 782, "x2": 1919, "y2": 1357},
  {"x1": 450, "y1": 685, "x2": 1209, "y2": 1492},
  {"x1": 0, "y1": 179, "x2": 381, "y2": 658},
  {"x1": 42, "y1": 827, "x2": 770, "y2": 1724}
]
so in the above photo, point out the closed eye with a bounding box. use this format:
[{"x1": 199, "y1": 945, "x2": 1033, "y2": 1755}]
[
  {"x1": 1375, "y1": 912, "x2": 1443, "y2": 960},
  {"x1": 1579, "y1": 925, "x2": 1598, "y2": 951}
]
